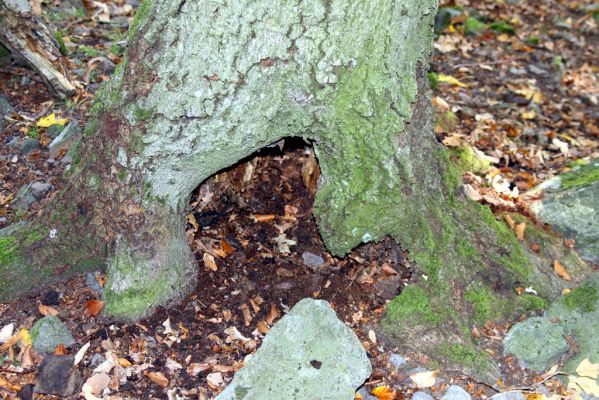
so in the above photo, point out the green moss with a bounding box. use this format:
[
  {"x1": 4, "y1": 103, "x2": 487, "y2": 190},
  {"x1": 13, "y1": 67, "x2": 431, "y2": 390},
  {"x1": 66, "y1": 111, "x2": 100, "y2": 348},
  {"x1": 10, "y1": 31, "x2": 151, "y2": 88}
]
[
  {"x1": 0, "y1": 44, "x2": 9, "y2": 58},
  {"x1": 437, "y1": 343, "x2": 491, "y2": 371},
  {"x1": 0, "y1": 236, "x2": 18, "y2": 266},
  {"x1": 465, "y1": 17, "x2": 487, "y2": 35},
  {"x1": 134, "y1": 106, "x2": 153, "y2": 121},
  {"x1": 386, "y1": 285, "x2": 441, "y2": 325},
  {"x1": 464, "y1": 285, "x2": 501, "y2": 324},
  {"x1": 450, "y1": 146, "x2": 491, "y2": 175},
  {"x1": 117, "y1": 169, "x2": 127, "y2": 181},
  {"x1": 563, "y1": 283, "x2": 598, "y2": 313},
  {"x1": 128, "y1": 0, "x2": 152, "y2": 37},
  {"x1": 53, "y1": 31, "x2": 68, "y2": 56},
  {"x1": 559, "y1": 164, "x2": 599, "y2": 190},
  {"x1": 515, "y1": 294, "x2": 547, "y2": 312},
  {"x1": 489, "y1": 21, "x2": 516, "y2": 34}
]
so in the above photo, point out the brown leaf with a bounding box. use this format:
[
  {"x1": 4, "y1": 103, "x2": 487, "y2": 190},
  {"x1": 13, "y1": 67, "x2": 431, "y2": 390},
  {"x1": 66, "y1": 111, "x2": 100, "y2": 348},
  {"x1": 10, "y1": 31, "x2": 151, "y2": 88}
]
[
  {"x1": 203, "y1": 253, "x2": 218, "y2": 271},
  {"x1": 381, "y1": 263, "x2": 398, "y2": 275},
  {"x1": 85, "y1": 300, "x2": 104, "y2": 318},
  {"x1": 38, "y1": 304, "x2": 59, "y2": 316},
  {"x1": 53, "y1": 344, "x2": 67, "y2": 355},
  {"x1": 239, "y1": 304, "x2": 252, "y2": 327},
  {"x1": 252, "y1": 214, "x2": 275, "y2": 223},
  {"x1": 256, "y1": 321, "x2": 270, "y2": 335},
  {"x1": 504, "y1": 213, "x2": 516, "y2": 229},
  {"x1": 250, "y1": 296, "x2": 263, "y2": 314},
  {"x1": 220, "y1": 240, "x2": 236, "y2": 256},
  {"x1": 146, "y1": 371, "x2": 169, "y2": 388},
  {"x1": 553, "y1": 260, "x2": 572, "y2": 281},
  {"x1": 515, "y1": 223, "x2": 526, "y2": 241},
  {"x1": 265, "y1": 304, "x2": 281, "y2": 325},
  {"x1": 0, "y1": 375, "x2": 21, "y2": 391}
]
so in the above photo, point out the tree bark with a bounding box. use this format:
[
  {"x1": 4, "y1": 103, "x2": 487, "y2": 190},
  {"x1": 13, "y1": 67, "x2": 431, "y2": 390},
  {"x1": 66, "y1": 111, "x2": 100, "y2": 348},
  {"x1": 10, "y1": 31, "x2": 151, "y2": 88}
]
[
  {"x1": 0, "y1": 0, "x2": 592, "y2": 375},
  {"x1": 0, "y1": 0, "x2": 75, "y2": 98}
]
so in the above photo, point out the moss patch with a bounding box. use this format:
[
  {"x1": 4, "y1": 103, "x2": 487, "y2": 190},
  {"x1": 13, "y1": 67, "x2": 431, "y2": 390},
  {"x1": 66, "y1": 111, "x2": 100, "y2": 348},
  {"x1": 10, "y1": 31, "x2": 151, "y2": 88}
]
[
  {"x1": 563, "y1": 283, "x2": 598, "y2": 313},
  {"x1": 0, "y1": 236, "x2": 18, "y2": 266},
  {"x1": 386, "y1": 286, "x2": 443, "y2": 325},
  {"x1": 437, "y1": 343, "x2": 491, "y2": 371},
  {"x1": 464, "y1": 285, "x2": 502, "y2": 324},
  {"x1": 560, "y1": 163, "x2": 599, "y2": 190}
]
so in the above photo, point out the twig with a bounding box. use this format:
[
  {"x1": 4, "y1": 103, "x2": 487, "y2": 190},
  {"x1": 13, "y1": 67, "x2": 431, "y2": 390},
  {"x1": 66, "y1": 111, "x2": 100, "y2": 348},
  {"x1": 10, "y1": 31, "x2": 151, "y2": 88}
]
[{"x1": 449, "y1": 58, "x2": 523, "y2": 70}]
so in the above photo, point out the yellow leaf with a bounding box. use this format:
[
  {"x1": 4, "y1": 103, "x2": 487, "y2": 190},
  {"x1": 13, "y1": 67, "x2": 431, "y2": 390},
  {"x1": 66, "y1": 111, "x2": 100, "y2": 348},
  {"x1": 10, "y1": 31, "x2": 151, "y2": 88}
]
[
  {"x1": 437, "y1": 74, "x2": 469, "y2": 88},
  {"x1": 577, "y1": 359, "x2": 599, "y2": 379},
  {"x1": 18, "y1": 329, "x2": 31, "y2": 347},
  {"x1": 569, "y1": 376, "x2": 599, "y2": 397},
  {"x1": 372, "y1": 386, "x2": 395, "y2": 400},
  {"x1": 36, "y1": 113, "x2": 68, "y2": 128}
]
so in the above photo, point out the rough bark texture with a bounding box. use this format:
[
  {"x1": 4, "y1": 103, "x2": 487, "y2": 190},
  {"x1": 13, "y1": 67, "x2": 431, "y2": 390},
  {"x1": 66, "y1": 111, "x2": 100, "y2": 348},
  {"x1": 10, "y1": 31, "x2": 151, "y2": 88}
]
[
  {"x1": 0, "y1": 0, "x2": 75, "y2": 98},
  {"x1": 0, "y1": 0, "x2": 592, "y2": 375}
]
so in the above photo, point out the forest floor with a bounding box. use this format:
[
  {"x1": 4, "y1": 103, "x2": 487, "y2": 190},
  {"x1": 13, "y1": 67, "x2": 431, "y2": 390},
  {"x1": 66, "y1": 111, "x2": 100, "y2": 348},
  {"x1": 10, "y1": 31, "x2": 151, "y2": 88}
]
[{"x1": 0, "y1": 0, "x2": 598, "y2": 399}]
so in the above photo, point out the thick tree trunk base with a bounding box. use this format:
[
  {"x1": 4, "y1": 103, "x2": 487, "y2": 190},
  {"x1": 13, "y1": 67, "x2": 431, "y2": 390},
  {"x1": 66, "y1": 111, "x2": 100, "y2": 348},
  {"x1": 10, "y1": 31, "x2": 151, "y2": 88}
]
[{"x1": 0, "y1": 0, "x2": 594, "y2": 379}]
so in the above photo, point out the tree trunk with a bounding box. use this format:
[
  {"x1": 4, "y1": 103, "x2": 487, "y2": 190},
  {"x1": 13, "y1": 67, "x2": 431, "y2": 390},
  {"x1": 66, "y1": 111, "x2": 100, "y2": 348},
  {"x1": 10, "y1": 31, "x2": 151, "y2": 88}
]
[
  {"x1": 0, "y1": 0, "x2": 76, "y2": 98},
  {"x1": 0, "y1": 0, "x2": 592, "y2": 374}
]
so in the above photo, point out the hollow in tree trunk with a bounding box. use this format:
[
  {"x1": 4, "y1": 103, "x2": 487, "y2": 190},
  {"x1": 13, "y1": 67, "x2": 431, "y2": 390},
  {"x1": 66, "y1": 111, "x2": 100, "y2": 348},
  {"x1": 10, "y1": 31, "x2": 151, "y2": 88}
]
[{"x1": 0, "y1": 0, "x2": 591, "y2": 376}]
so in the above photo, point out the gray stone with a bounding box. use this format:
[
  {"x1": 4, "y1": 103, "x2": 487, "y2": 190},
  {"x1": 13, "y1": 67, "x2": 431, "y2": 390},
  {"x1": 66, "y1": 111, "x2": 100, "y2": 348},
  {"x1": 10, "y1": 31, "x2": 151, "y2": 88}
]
[
  {"x1": 412, "y1": 392, "x2": 434, "y2": 400},
  {"x1": 86, "y1": 271, "x2": 104, "y2": 294},
  {"x1": 528, "y1": 65, "x2": 548, "y2": 76},
  {"x1": 545, "y1": 276, "x2": 599, "y2": 373},
  {"x1": 7, "y1": 136, "x2": 20, "y2": 148},
  {"x1": 29, "y1": 182, "x2": 51, "y2": 200},
  {"x1": 389, "y1": 353, "x2": 406, "y2": 370},
  {"x1": 49, "y1": 120, "x2": 80, "y2": 159},
  {"x1": 529, "y1": 159, "x2": 599, "y2": 264},
  {"x1": 441, "y1": 385, "x2": 471, "y2": 400},
  {"x1": 46, "y1": 124, "x2": 64, "y2": 139},
  {"x1": 31, "y1": 316, "x2": 76, "y2": 353},
  {"x1": 34, "y1": 355, "x2": 82, "y2": 397},
  {"x1": 0, "y1": 93, "x2": 12, "y2": 130},
  {"x1": 19, "y1": 137, "x2": 40, "y2": 155},
  {"x1": 509, "y1": 67, "x2": 527, "y2": 76},
  {"x1": 302, "y1": 251, "x2": 325, "y2": 270},
  {"x1": 13, "y1": 184, "x2": 37, "y2": 208},
  {"x1": 503, "y1": 317, "x2": 569, "y2": 371},
  {"x1": 88, "y1": 353, "x2": 105, "y2": 368},
  {"x1": 216, "y1": 298, "x2": 371, "y2": 400},
  {"x1": 491, "y1": 392, "x2": 526, "y2": 400}
]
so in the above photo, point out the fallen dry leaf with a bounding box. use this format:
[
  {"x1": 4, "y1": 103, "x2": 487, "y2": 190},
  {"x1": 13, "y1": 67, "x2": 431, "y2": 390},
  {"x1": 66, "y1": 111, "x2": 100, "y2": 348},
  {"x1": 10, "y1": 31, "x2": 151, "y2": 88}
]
[
  {"x1": 252, "y1": 214, "x2": 275, "y2": 222},
  {"x1": 85, "y1": 300, "x2": 104, "y2": 318},
  {"x1": 203, "y1": 253, "x2": 218, "y2": 271},
  {"x1": 515, "y1": 223, "x2": 526, "y2": 241},
  {"x1": 74, "y1": 342, "x2": 91, "y2": 365},
  {"x1": 265, "y1": 304, "x2": 281, "y2": 325},
  {"x1": 372, "y1": 386, "x2": 396, "y2": 400},
  {"x1": 146, "y1": 371, "x2": 169, "y2": 388},
  {"x1": 206, "y1": 372, "x2": 224, "y2": 388},
  {"x1": 256, "y1": 320, "x2": 270, "y2": 335},
  {"x1": 53, "y1": 344, "x2": 67, "y2": 355},
  {"x1": 39, "y1": 304, "x2": 59, "y2": 316},
  {"x1": 504, "y1": 214, "x2": 516, "y2": 229},
  {"x1": 409, "y1": 369, "x2": 439, "y2": 388},
  {"x1": 576, "y1": 359, "x2": 599, "y2": 379},
  {"x1": 553, "y1": 260, "x2": 572, "y2": 281},
  {"x1": 84, "y1": 373, "x2": 110, "y2": 396}
]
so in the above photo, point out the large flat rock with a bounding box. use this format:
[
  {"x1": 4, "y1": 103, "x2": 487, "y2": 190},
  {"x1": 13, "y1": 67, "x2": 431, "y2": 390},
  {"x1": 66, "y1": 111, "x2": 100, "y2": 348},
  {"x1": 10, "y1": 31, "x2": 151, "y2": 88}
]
[
  {"x1": 216, "y1": 298, "x2": 371, "y2": 400},
  {"x1": 529, "y1": 159, "x2": 599, "y2": 264}
]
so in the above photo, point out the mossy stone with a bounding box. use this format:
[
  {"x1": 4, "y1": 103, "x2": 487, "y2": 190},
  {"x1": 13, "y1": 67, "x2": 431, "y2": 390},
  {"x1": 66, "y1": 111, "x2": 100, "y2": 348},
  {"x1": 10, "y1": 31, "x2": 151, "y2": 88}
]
[
  {"x1": 31, "y1": 316, "x2": 75, "y2": 354},
  {"x1": 503, "y1": 316, "x2": 568, "y2": 371}
]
